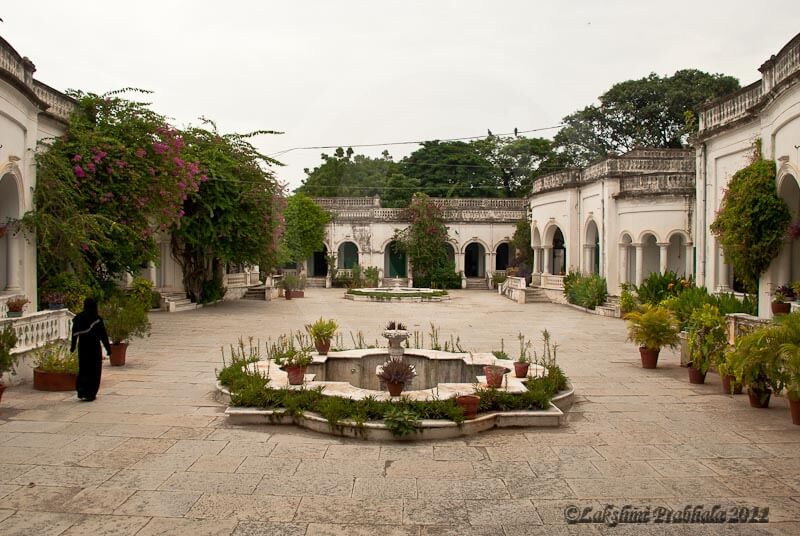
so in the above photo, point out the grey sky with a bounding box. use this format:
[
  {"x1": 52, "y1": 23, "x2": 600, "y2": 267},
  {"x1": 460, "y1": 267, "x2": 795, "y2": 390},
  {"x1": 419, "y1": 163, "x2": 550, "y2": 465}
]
[{"x1": 2, "y1": 1, "x2": 797, "y2": 190}]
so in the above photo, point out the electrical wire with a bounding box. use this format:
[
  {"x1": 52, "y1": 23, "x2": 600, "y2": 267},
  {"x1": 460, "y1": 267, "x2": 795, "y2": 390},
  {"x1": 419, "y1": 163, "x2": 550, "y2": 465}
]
[{"x1": 267, "y1": 125, "x2": 564, "y2": 157}]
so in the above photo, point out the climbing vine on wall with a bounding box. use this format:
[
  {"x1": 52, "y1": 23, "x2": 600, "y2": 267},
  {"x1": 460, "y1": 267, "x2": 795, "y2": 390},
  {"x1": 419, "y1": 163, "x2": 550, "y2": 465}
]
[{"x1": 710, "y1": 144, "x2": 790, "y2": 293}]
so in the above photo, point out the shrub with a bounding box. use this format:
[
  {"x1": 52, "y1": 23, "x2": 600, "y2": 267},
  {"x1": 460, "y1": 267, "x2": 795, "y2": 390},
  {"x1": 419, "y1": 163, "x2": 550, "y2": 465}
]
[
  {"x1": 200, "y1": 277, "x2": 225, "y2": 303},
  {"x1": 41, "y1": 272, "x2": 96, "y2": 313},
  {"x1": 100, "y1": 295, "x2": 151, "y2": 344},
  {"x1": 306, "y1": 318, "x2": 338, "y2": 342},
  {"x1": 32, "y1": 342, "x2": 78, "y2": 374},
  {"x1": 564, "y1": 272, "x2": 608, "y2": 310},
  {"x1": 624, "y1": 305, "x2": 680, "y2": 351},
  {"x1": 635, "y1": 271, "x2": 687, "y2": 306},
  {"x1": 382, "y1": 406, "x2": 420, "y2": 437},
  {"x1": 0, "y1": 326, "x2": 19, "y2": 377},
  {"x1": 377, "y1": 359, "x2": 416, "y2": 384},
  {"x1": 129, "y1": 277, "x2": 155, "y2": 310},
  {"x1": 619, "y1": 284, "x2": 638, "y2": 314}
]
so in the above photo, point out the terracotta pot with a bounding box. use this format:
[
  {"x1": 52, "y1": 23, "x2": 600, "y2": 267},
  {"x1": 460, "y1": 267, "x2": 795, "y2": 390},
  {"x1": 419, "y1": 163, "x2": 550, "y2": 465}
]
[
  {"x1": 0, "y1": 383, "x2": 5, "y2": 404},
  {"x1": 514, "y1": 362, "x2": 530, "y2": 378},
  {"x1": 772, "y1": 302, "x2": 791, "y2": 315},
  {"x1": 687, "y1": 365, "x2": 706, "y2": 385},
  {"x1": 639, "y1": 347, "x2": 660, "y2": 369},
  {"x1": 483, "y1": 365, "x2": 506, "y2": 388},
  {"x1": 790, "y1": 396, "x2": 800, "y2": 425},
  {"x1": 33, "y1": 369, "x2": 77, "y2": 391},
  {"x1": 387, "y1": 381, "x2": 404, "y2": 397},
  {"x1": 109, "y1": 343, "x2": 128, "y2": 366},
  {"x1": 721, "y1": 374, "x2": 743, "y2": 395},
  {"x1": 456, "y1": 394, "x2": 480, "y2": 419},
  {"x1": 285, "y1": 365, "x2": 306, "y2": 385},
  {"x1": 314, "y1": 339, "x2": 331, "y2": 355},
  {"x1": 748, "y1": 387, "x2": 772, "y2": 408},
  {"x1": 284, "y1": 291, "x2": 292, "y2": 300}
]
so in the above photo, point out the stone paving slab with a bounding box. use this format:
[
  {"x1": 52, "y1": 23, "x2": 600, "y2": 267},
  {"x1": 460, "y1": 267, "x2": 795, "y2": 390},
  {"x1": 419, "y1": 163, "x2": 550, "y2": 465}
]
[{"x1": 0, "y1": 289, "x2": 798, "y2": 534}]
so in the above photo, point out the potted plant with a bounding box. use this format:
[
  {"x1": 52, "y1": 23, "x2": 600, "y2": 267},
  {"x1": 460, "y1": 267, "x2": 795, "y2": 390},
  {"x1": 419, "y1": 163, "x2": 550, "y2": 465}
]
[
  {"x1": 44, "y1": 291, "x2": 66, "y2": 310},
  {"x1": 455, "y1": 393, "x2": 480, "y2": 419},
  {"x1": 100, "y1": 295, "x2": 151, "y2": 366},
  {"x1": 377, "y1": 358, "x2": 416, "y2": 396},
  {"x1": 686, "y1": 304, "x2": 727, "y2": 385},
  {"x1": 718, "y1": 357, "x2": 743, "y2": 395},
  {"x1": 32, "y1": 342, "x2": 78, "y2": 391},
  {"x1": 271, "y1": 338, "x2": 313, "y2": 385},
  {"x1": 0, "y1": 326, "x2": 18, "y2": 404},
  {"x1": 5, "y1": 297, "x2": 29, "y2": 318},
  {"x1": 772, "y1": 290, "x2": 791, "y2": 315},
  {"x1": 281, "y1": 274, "x2": 300, "y2": 300},
  {"x1": 306, "y1": 317, "x2": 338, "y2": 355},
  {"x1": 779, "y1": 340, "x2": 800, "y2": 425},
  {"x1": 483, "y1": 364, "x2": 507, "y2": 388},
  {"x1": 514, "y1": 332, "x2": 531, "y2": 378},
  {"x1": 624, "y1": 305, "x2": 680, "y2": 369},
  {"x1": 726, "y1": 322, "x2": 784, "y2": 408}
]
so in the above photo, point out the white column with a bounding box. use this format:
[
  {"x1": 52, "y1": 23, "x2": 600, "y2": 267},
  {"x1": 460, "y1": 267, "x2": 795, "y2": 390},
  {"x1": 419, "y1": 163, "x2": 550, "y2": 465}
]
[
  {"x1": 658, "y1": 243, "x2": 669, "y2": 274},
  {"x1": 532, "y1": 248, "x2": 540, "y2": 275},
  {"x1": 718, "y1": 248, "x2": 730, "y2": 292},
  {"x1": 685, "y1": 244, "x2": 694, "y2": 278},
  {"x1": 634, "y1": 244, "x2": 644, "y2": 286},
  {"x1": 619, "y1": 245, "x2": 629, "y2": 284},
  {"x1": 485, "y1": 251, "x2": 492, "y2": 278},
  {"x1": 583, "y1": 245, "x2": 594, "y2": 274},
  {"x1": 147, "y1": 261, "x2": 157, "y2": 285},
  {"x1": 5, "y1": 232, "x2": 22, "y2": 291},
  {"x1": 542, "y1": 246, "x2": 552, "y2": 275}
]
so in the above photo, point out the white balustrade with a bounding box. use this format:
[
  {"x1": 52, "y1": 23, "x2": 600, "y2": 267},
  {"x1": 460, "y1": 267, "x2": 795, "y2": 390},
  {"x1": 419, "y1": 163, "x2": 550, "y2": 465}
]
[{"x1": 0, "y1": 309, "x2": 75, "y2": 354}]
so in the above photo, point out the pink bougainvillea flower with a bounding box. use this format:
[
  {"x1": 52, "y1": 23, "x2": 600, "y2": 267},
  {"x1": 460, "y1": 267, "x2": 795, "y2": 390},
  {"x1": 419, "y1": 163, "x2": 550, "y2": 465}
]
[
  {"x1": 87, "y1": 162, "x2": 96, "y2": 173},
  {"x1": 92, "y1": 150, "x2": 107, "y2": 163},
  {"x1": 72, "y1": 154, "x2": 82, "y2": 162},
  {"x1": 135, "y1": 148, "x2": 146, "y2": 158},
  {"x1": 80, "y1": 243, "x2": 89, "y2": 252},
  {"x1": 152, "y1": 142, "x2": 168, "y2": 155},
  {"x1": 73, "y1": 165, "x2": 86, "y2": 178}
]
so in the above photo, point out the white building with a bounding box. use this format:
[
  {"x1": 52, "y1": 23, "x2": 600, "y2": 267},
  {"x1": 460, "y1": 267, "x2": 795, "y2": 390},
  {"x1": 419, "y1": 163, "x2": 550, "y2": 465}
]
[
  {"x1": 311, "y1": 197, "x2": 527, "y2": 288},
  {"x1": 0, "y1": 36, "x2": 74, "y2": 313},
  {"x1": 528, "y1": 149, "x2": 695, "y2": 295},
  {"x1": 695, "y1": 32, "x2": 800, "y2": 318}
]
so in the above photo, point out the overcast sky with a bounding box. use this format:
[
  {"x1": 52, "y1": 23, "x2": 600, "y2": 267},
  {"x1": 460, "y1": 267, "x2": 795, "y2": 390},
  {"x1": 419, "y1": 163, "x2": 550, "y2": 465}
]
[{"x1": 2, "y1": 2, "x2": 797, "y2": 190}]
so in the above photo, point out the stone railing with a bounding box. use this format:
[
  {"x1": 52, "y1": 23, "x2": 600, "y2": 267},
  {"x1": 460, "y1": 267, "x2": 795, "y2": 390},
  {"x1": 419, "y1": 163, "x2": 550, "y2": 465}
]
[
  {"x1": 314, "y1": 197, "x2": 378, "y2": 209},
  {"x1": 725, "y1": 313, "x2": 770, "y2": 346},
  {"x1": 224, "y1": 272, "x2": 260, "y2": 287},
  {"x1": 329, "y1": 207, "x2": 525, "y2": 223},
  {"x1": 0, "y1": 36, "x2": 75, "y2": 123},
  {"x1": 698, "y1": 81, "x2": 762, "y2": 133},
  {"x1": 531, "y1": 170, "x2": 581, "y2": 194},
  {"x1": 617, "y1": 174, "x2": 695, "y2": 196},
  {"x1": 0, "y1": 309, "x2": 74, "y2": 354},
  {"x1": 761, "y1": 33, "x2": 800, "y2": 94},
  {"x1": 33, "y1": 81, "x2": 76, "y2": 122},
  {"x1": 506, "y1": 276, "x2": 527, "y2": 290},
  {"x1": 541, "y1": 274, "x2": 565, "y2": 290},
  {"x1": 432, "y1": 198, "x2": 526, "y2": 209}
]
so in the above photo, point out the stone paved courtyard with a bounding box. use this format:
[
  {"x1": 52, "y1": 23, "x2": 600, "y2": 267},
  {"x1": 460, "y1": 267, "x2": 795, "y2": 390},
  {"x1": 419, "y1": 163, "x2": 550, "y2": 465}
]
[{"x1": 1, "y1": 289, "x2": 799, "y2": 535}]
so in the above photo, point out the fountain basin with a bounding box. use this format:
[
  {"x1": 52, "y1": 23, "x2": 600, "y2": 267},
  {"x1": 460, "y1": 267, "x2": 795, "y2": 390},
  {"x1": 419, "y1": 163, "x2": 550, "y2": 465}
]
[{"x1": 345, "y1": 287, "x2": 450, "y2": 302}]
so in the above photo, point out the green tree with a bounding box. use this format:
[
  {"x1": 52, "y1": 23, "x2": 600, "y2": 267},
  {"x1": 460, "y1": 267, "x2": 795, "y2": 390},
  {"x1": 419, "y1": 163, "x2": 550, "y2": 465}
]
[
  {"x1": 282, "y1": 193, "x2": 331, "y2": 263},
  {"x1": 25, "y1": 90, "x2": 196, "y2": 292},
  {"x1": 553, "y1": 69, "x2": 740, "y2": 166},
  {"x1": 400, "y1": 141, "x2": 497, "y2": 198},
  {"x1": 711, "y1": 150, "x2": 790, "y2": 292},
  {"x1": 511, "y1": 220, "x2": 534, "y2": 266},
  {"x1": 171, "y1": 123, "x2": 282, "y2": 302},
  {"x1": 393, "y1": 194, "x2": 460, "y2": 288},
  {"x1": 472, "y1": 136, "x2": 555, "y2": 196},
  {"x1": 298, "y1": 148, "x2": 419, "y2": 207}
]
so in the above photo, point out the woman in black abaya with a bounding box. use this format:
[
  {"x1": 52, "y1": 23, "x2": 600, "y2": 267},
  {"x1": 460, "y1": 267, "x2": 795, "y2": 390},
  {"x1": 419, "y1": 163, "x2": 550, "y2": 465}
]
[{"x1": 70, "y1": 298, "x2": 111, "y2": 401}]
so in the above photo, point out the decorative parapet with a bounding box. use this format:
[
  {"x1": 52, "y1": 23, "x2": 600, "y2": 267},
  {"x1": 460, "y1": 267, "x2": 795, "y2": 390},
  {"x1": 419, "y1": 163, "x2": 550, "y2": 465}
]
[
  {"x1": 532, "y1": 149, "x2": 695, "y2": 196},
  {"x1": 725, "y1": 313, "x2": 769, "y2": 346},
  {"x1": 0, "y1": 36, "x2": 75, "y2": 123},
  {"x1": 317, "y1": 197, "x2": 527, "y2": 223},
  {"x1": 698, "y1": 33, "x2": 800, "y2": 136}
]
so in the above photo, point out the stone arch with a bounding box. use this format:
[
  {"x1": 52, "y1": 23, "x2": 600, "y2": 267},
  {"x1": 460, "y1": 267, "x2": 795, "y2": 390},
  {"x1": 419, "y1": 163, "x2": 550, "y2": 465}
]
[
  {"x1": 584, "y1": 219, "x2": 600, "y2": 274},
  {"x1": 307, "y1": 244, "x2": 328, "y2": 277},
  {"x1": 637, "y1": 229, "x2": 661, "y2": 244},
  {"x1": 531, "y1": 226, "x2": 542, "y2": 248},
  {"x1": 0, "y1": 167, "x2": 23, "y2": 291},
  {"x1": 640, "y1": 232, "x2": 660, "y2": 281},
  {"x1": 776, "y1": 171, "x2": 800, "y2": 286},
  {"x1": 494, "y1": 241, "x2": 514, "y2": 271},
  {"x1": 460, "y1": 237, "x2": 490, "y2": 254},
  {"x1": 444, "y1": 241, "x2": 456, "y2": 266},
  {"x1": 336, "y1": 241, "x2": 359, "y2": 269},
  {"x1": 384, "y1": 240, "x2": 407, "y2": 278},
  {"x1": 541, "y1": 224, "x2": 566, "y2": 275},
  {"x1": 667, "y1": 232, "x2": 688, "y2": 276},
  {"x1": 464, "y1": 241, "x2": 486, "y2": 278}
]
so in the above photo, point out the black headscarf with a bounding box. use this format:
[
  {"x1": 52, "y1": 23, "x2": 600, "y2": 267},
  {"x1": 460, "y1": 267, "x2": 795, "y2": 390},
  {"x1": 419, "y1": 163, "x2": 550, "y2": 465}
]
[{"x1": 73, "y1": 297, "x2": 100, "y2": 333}]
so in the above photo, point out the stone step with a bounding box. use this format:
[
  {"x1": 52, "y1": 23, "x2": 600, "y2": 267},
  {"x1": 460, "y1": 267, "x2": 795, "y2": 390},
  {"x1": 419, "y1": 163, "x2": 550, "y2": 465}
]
[
  {"x1": 172, "y1": 301, "x2": 199, "y2": 312},
  {"x1": 306, "y1": 277, "x2": 326, "y2": 288},
  {"x1": 523, "y1": 288, "x2": 551, "y2": 303},
  {"x1": 464, "y1": 278, "x2": 488, "y2": 290},
  {"x1": 243, "y1": 285, "x2": 267, "y2": 300}
]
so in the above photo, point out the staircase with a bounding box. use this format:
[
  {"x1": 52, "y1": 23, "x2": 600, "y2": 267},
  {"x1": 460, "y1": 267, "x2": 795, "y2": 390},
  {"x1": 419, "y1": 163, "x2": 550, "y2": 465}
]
[
  {"x1": 464, "y1": 277, "x2": 489, "y2": 290},
  {"x1": 523, "y1": 287, "x2": 550, "y2": 303},
  {"x1": 306, "y1": 277, "x2": 326, "y2": 288},
  {"x1": 243, "y1": 285, "x2": 267, "y2": 300},
  {"x1": 159, "y1": 291, "x2": 199, "y2": 312},
  {"x1": 595, "y1": 295, "x2": 622, "y2": 317}
]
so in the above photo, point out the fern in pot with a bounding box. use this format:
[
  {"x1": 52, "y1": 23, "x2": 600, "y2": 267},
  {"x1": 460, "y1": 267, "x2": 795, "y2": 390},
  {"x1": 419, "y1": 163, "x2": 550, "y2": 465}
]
[
  {"x1": 686, "y1": 304, "x2": 727, "y2": 385},
  {"x1": 624, "y1": 305, "x2": 680, "y2": 369}
]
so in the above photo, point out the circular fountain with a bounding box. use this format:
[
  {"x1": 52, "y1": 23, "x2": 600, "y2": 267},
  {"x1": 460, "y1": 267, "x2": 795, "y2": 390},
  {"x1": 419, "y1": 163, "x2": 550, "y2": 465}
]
[{"x1": 344, "y1": 287, "x2": 450, "y2": 302}]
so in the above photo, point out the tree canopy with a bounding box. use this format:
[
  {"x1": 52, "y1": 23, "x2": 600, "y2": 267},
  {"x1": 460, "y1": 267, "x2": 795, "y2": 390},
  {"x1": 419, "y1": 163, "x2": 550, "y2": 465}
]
[
  {"x1": 553, "y1": 69, "x2": 740, "y2": 166},
  {"x1": 281, "y1": 193, "x2": 331, "y2": 264}
]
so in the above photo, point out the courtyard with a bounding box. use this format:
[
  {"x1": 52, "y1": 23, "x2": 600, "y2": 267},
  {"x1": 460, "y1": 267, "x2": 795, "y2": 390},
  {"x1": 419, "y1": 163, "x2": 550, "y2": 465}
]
[{"x1": 0, "y1": 290, "x2": 798, "y2": 534}]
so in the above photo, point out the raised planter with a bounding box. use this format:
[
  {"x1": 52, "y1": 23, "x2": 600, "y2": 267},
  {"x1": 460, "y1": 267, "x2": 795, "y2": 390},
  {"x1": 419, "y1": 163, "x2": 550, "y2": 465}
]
[
  {"x1": 33, "y1": 369, "x2": 76, "y2": 391},
  {"x1": 772, "y1": 302, "x2": 791, "y2": 315}
]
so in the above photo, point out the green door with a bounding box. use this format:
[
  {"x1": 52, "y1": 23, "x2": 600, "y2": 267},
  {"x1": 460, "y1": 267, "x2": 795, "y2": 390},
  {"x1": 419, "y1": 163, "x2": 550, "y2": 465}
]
[{"x1": 388, "y1": 242, "x2": 407, "y2": 277}]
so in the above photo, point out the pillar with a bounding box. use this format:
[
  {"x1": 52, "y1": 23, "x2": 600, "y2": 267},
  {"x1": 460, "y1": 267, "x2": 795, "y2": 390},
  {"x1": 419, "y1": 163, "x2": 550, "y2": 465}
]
[
  {"x1": 5, "y1": 232, "x2": 22, "y2": 292},
  {"x1": 147, "y1": 261, "x2": 157, "y2": 286},
  {"x1": 718, "y1": 248, "x2": 730, "y2": 292},
  {"x1": 485, "y1": 250, "x2": 492, "y2": 278},
  {"x1": 685, "y1": 244, "x2": 694, "y2": 279},
  {"x1": 532, "y1": 248, "x2": 540, "y2": 275},
  {"x1": 543, "y1": 246, "x2": 552, "y2": 275},
  {"x1": 634, "y1": 244, "x2": 644, "y2": 286},
  {"x1": 658, "y1": 243, "x2": 669, "y2": 274},
  {"x1": 619, "y1": 245, "x2": 629, "y2": 285}
]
